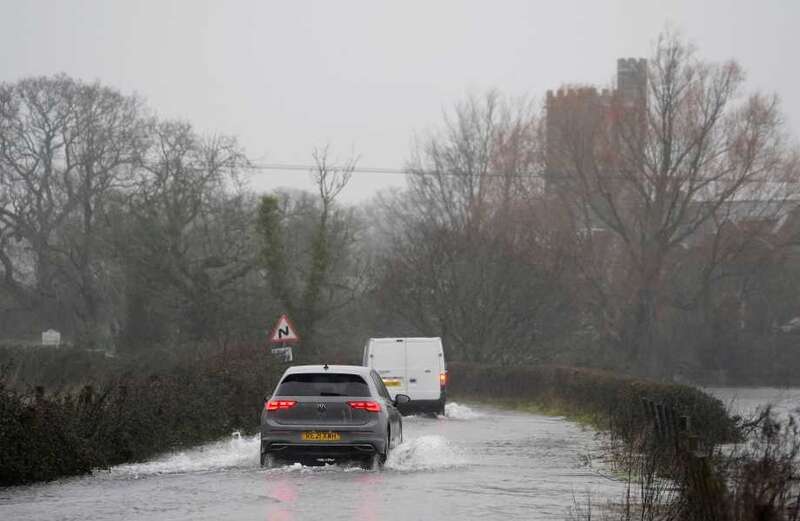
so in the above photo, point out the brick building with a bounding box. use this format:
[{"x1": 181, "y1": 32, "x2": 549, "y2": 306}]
[{"x1": 545, "y1": 58, "x2": 646, "y2": 190}]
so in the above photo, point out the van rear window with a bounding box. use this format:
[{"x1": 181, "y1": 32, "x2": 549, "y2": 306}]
[{"x1": 275, "y1": 373, "x2": 371, "y2": 397}]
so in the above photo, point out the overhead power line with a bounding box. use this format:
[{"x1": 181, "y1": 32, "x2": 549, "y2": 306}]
[
  {"x1": 242, "y1": 162, "x2": 796, "y2": 187},
  {"x1": 243, "y1": 162, "x2": 548, "y2": 179},
  {"x1": 246, "y1": 163, "x2": 408, "y2": 175}
]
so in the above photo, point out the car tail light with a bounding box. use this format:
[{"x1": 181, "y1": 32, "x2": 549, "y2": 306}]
[
  {"x1": 440, "y1": 371, "x2": 447, "y2": 388},
  {"x1": 265, "y1": 400, "x2": 297, "y2": 411},
  {"x1": 347, "y1": 401, "x2": 381, "y2": 413}
]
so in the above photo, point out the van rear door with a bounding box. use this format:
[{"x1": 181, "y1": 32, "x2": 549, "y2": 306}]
[
  {"x1": 367, "y1": 338, "x2": 406, "y2": 398},
  {"x1": 405, "y1": 338, "x2": 442, "y2": 401}
]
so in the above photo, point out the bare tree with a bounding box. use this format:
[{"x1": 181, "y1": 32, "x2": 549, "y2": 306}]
[
  {"x1": 406, "y1": 91, "x2": 541, "y2": 238},
  {"x1": 63, "y1": 79, "x2": 145, "y2": 346},
  {"x1": 0, "y1": 75, "x2": 145, "y2": 345},
  {"x1": 257, "y1": 146, "x2": 362, "y2": 358},
  {"x1": 115, "y1": 120, "x2": 252, "y2": 347},
  {"x1": 374, "y1": 93, "x2": 576, "y2": 363},
  {"x1": 303, "y1": 146, "x2": 358, "y2": 346},
  {"x1": 547, "y1": 32, "x2": 797, "y2": 375},
  {"x1": 312, "y1": 145, "x2": 356, "y2": 214},
  {"x1": 0, "y1": 76, "x2": 79, "y2": 313}
]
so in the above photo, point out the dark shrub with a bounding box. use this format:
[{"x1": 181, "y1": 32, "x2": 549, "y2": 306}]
[
  {"x1": 0, "y1": 344, "x2": 281, "y2": 486},
  {"x1": 448, "y1": 362, "x2": 735, "y2": 446}
]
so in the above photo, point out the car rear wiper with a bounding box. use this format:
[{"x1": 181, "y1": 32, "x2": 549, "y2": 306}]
[{"x1": 319, "y1": 392, "x2": 343, "y2": 396}]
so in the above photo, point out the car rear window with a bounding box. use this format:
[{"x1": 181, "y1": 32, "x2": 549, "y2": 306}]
[{"x1": 275, "y1": 373, "x2": 371, "y2": 397}]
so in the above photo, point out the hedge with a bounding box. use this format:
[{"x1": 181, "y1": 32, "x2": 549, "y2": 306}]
[
  {"x1": 0, "y1": 344, "x2": 281, "y2": 486},
  {"x1": 1, "y1": 355, "x2": 735, "y2": 486},
  {"x1": 447, "y1": 362, "x2": 736, "y2": 445}
]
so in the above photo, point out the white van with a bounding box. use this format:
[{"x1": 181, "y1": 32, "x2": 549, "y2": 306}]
[{"x1": 363, "y1": 337, "x2": 446, "y2": 415}]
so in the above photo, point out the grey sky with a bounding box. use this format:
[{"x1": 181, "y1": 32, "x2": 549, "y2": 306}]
[{"x1": 2, "y1": 0, "x2": 798, "y2": 202}]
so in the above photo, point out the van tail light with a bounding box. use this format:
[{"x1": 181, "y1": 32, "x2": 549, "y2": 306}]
[
  {"x1": 347, "y1": 401, "x2": 381, "y2": 413},
  {"x1": 265, "y1": 400, "x2": 297, "y2": 411},
  {"x1": 440, "y1": 371, "x2": 447, "y2": 388}
]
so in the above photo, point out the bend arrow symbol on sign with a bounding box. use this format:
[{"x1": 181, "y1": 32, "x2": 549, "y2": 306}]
[{"x1": 269, "y1": 314, "x2": 300, "y2": 344}]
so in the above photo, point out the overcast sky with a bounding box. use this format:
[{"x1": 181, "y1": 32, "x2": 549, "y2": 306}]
[{"x1": 1, "y1": 0, "x2": 798, "y2": 202}]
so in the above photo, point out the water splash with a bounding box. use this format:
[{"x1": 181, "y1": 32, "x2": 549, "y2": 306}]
[
  {"x1": 386, "y1": 435, "x2": 468, "y2": 471},
  {"x1": 444, "y1": 402, "x2": 483, "y2": 420},
  {"x1": 106, "y1": 432, "x2": 259, "y2": 478},
  {"x1": 104, "y1": 419, "x2": 472, "y2": 478},
  {"x1": 266, "y1": 437, "x2": 469, "y2": 474},
  {"x1": 267, "y1": 462, "x2": 366, "y2": 473}
]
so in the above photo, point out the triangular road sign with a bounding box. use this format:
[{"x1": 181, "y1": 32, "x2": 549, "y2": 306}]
[{"x1": 269, "y1": 314, "x2": 300, "y2": 344}]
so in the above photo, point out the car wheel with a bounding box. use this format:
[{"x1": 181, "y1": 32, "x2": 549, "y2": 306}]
[
  {"x1": 261, "y1": 452, "x2": 278, "y2": 469},
  {"x1": 362, "y1": 429, "x2": 390, "y2": 471},
  {"x1": 382, "y1": 428, "x2": 391, "y2": 463},
  {"x1": 361, "y1": 453, "x2": 380, "y2": 470}
]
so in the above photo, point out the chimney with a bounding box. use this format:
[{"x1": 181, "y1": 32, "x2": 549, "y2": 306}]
[{"x1": 617, "y1": 57, "x2": 647, "y2": 100}]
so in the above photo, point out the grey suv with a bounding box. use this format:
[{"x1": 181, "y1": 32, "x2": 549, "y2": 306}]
[{"x1": 260, "y1": 364, "x2": 409, "y2": 468}]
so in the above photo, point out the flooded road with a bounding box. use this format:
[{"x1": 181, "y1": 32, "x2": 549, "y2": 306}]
[
  {"x1": 705, "y1": 387, "x2": 800, "y2": 419},
  {"x1": 0, "y1": 403, "x2": 622, "y2": 521}
]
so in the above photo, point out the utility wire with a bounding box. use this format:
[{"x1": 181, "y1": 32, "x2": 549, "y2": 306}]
[
  {"x1": 243, "y1": 162, "x2": 547, "y2": 179},
  {"x1": 242, "y1": 162, "x2": 795, "y2": 187}
]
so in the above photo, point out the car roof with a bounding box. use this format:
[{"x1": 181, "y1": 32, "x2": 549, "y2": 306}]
[
  {"x1": 368, "y1": 337, "x2": 441, "y2": 341},
  {"x1": 283, "y1": 364, "x2": 372, "y2": 377}
]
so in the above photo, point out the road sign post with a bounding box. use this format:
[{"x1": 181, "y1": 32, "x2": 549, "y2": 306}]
[
  {"x1": 268, "y1": 314, "x2": 300, "y2": 362},
  {"x1": 270, "y1": 346, "x2": 293, "y2": 362}
]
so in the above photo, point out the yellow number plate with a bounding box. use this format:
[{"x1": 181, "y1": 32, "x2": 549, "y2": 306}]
[
  {"x1": 301, "y1": 431, "x2": 341, "y2": 441},
  {"x1": 382, "y1": 378, "x2": 402, "y2": 387}
]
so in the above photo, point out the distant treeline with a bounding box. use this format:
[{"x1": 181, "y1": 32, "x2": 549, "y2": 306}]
[{"x1": 2, "y1": 31, "x2": 800, "y2": 383}]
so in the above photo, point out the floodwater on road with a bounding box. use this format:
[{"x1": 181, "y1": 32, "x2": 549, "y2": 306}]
[
  {"x1": 0, "y1": 403, "x2": 623, "y2": 521},
  {"x1": 705, "y1": 387, "x2": 800, "y2": 419}
]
